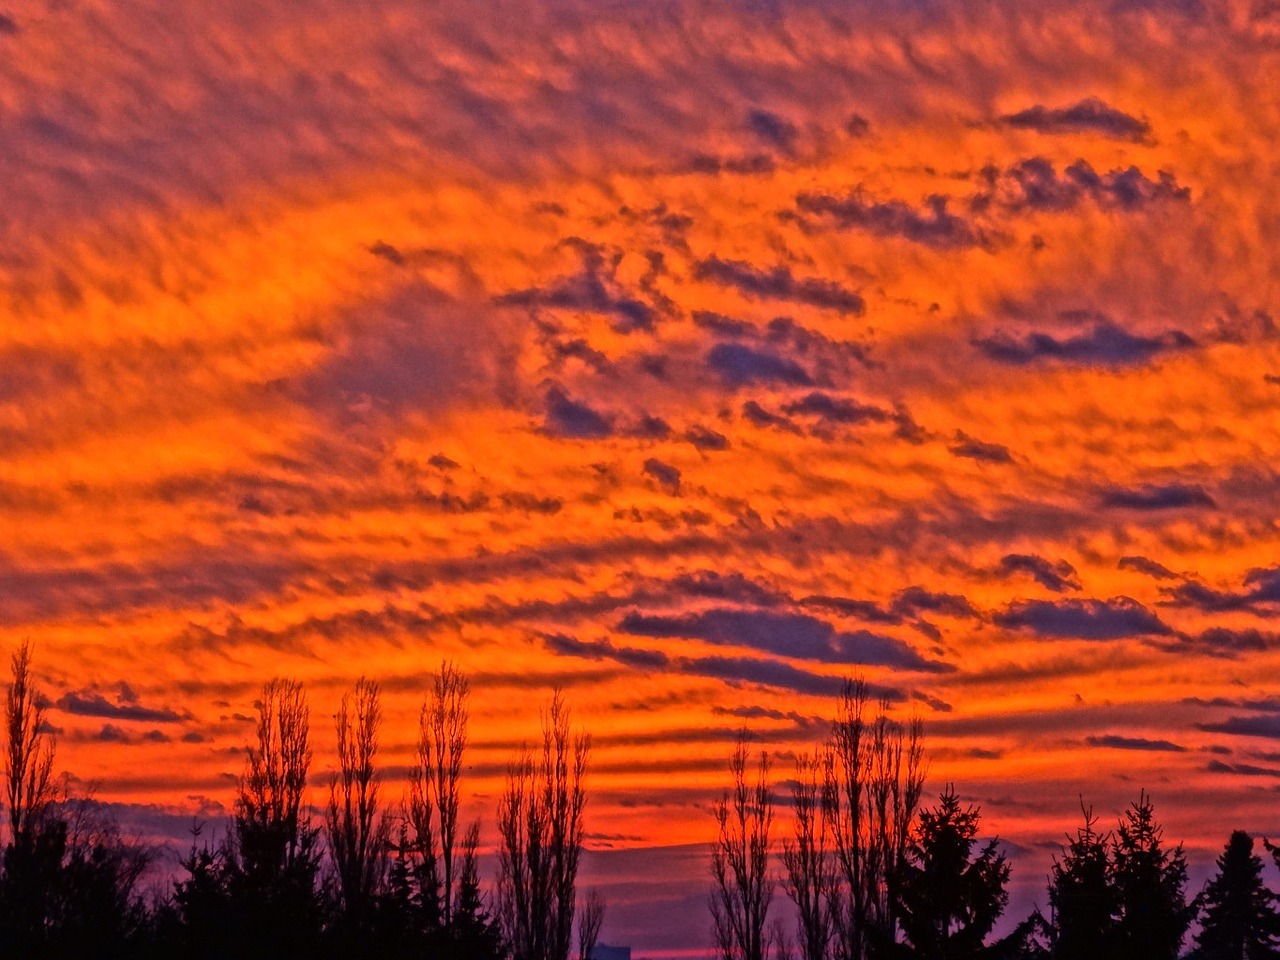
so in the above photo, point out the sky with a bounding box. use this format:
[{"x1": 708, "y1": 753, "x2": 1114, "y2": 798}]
[{"x1": 4, "y1": 0, "x2": 1280, "y2": 954}]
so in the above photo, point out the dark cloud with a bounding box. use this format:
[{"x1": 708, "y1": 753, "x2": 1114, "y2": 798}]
[
  {"x1": 618, "y1": 607, "x2": 948, "y2": 671},
  {"x1": 707, "y1": 342, "x2": 812, "y2": 387},
  {"x1": 746, "y1": 109, "x2": 798, "y2": 151},
  {"x1": 1117, "y1": 555, "x2": 1177, "y2": 580},
  {"x1": 643, "y1": 458, "x2": 682, "y2": 493},
  {"x1": 973, "y1": 320, "x2": 1196, "y2": 367},
  {"x1": 793, "y1": 190, "x2": 980, "y2": 248},
  {"x1": 499, "y1": 240, "x2": 659, "y2": 332},
  {"x1": 542, "y1": 633, "x2": 670, "y2": 671},
  {"x1": 1100, "y1": 483, "x2": 1216, "y2": 510},
  {"x1": 1084, "y1": 734, "x2": 1185, "y2": 752},
  {"x1": 684, "y1": 655, "x2": 900, "y2": 699},
  {"x1": 1002, "y1": 98, "x2": 1150, "y2": 140},
  {"x1": 685, "y1": 424, "x2": 729, "y2": 451},
  {"x1": 56, "y1": 687, "x2": 189, "y2": 723},
  {"x1": 367, "y1": 240, "x2": 406, "y2": 265},
  {"x1": 781, "y1": 392, "x2": 889, "y2": 426},
  {"x1": 542, "y1": 386, "x2": 614, "y2": 439},
  {"x1": 890, "y1": 587, "x2": 979, "y2": 620},
  {"x1": 998, "y1": 554, "x2": 1081, "y2": 592},
  {"x1": 1196, "y1": 716, "x2": 1280, "y2": 740},
  {"x1": 693, "y1": 257, "x2": 864, "y2": 314},
  {"x1": 1184, "y1": 628, "x2": 1280, "y2": 654},
  {"x1": 948, "y1": 432, "x2": 1014, "y2": 464},
  {"x1": 693, "y1": 311, "x2": 757, "y2": 338},
  {"x1": 741, "y1": 400, "x2": 797, "y2": 431},
  {"x1": 1164, "y1": 565, "x2": 1280, "y2": 612},
  {"x1": 993, "y1": 158, "x2": 1190, "y2": 212},
  {"x1": 1206, "y1": 759, "x2": 1280, "y2": 778},
  {"x1": 994, "y1": 597, "x2": 1170, "y2": 639}
]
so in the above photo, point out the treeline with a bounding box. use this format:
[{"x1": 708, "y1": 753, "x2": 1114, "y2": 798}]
[
  {"x1": 0, "y1": 644, "x2": 599, "y2": 960},
  {"x1": 709, "y1": 680, "x2": 1280, "y2": 960}
]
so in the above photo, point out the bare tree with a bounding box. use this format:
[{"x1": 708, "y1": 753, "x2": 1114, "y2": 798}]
[
  {"x1": 4, "y1": 641, "x2": 55, "y2": 846},
  {"x1": 407, "y1": 660, "x2": 469, "y2": 925},
  {"x1": 711, "y1": 733, "x2": 775, "y2": 960},
  {"x1": 326, "y1": 677, "x2": 390, "y2": 916},
  {"x1": 498, "y1": 691, "x2": 591, "y2": 960},
  {"x1": 577, "y1": 888, "x2": 606, "y2": 960},
  {"x1": 783, "y1": 752, "x2": 834, "y2": 960},
  {"x1": 825, "y1": 680, "x2": 924, "y2": 960},
  {"x1": 235, "y1": 678, "x2": 319, "y2": 885}
]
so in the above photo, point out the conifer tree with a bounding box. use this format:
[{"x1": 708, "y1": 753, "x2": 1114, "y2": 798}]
[
  {"x1": 1047, "y1": 804, "x2": 1118, "y2": 960},
  {"x1": 894, "y1": 786, "x2": 1009, "y2": 960},
  {"x1": 1110, "y1": 792, "x2": 1191, "y2": 960},
  {"x1": 1195, "y1": 831, "x2": 1280, "y2": 959}
]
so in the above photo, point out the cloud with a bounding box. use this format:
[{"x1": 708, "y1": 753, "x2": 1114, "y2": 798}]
[
  {"x1": 793, "y1": 190, "x2": 980, "y2": 248},
  {"x1": 643, "y1": 458, "x2": 682, "y2": 493},
  {"x1": 1197, "y1": 716, "x2": 1280, "y2": 740},
  {"x1": 707, "y1": 343, "x2": 812, "y2": 387},
  {"x1": 998, "y1": 554, "x2": 1081, "y2": 592},
  {"x1": 1002, "y1": 98, "x2": 1150, "y2": 140},
  {"x1": 993, "y1": 597, "x2": 1170, "y2": 639},
  {"x1": 890, "y1": 587, "x2": 979, "y2": 620},
  {"x1": 618, "y1": 607, "x2": 948, "y2": 671},
  {"x1": 781, "y1": 392, "x2": 889, "y2": 427},
  {"x1": 1118, "y1": 556, "x2": 1177, "y2": 580},
  {"x1": 745, "y1": 109, "x2": 798, "y2": 152},
  {"x1": 949, "y1": 432, "x2": 1014, "y2": 464},
  {"x1": 542, "y1": 386, "x2": 614, "y2": 439},
  {"x1": 1084, "y1": 734, "x2": 1185, "y2": 752},
  {"x1": 741, "y1": 400, "x2": 798, "y2": 431},
  {"x1": 993, "y1": 158, "x2": 1190, "y2": 212},
  {"x1": 1100, "y1": 483, "x2": 1216, "y2": 510},
  {"x1": 498, "y1": 239, "x2": 660, "y2": 333},
  {"x1": 685, "y1": 424, "x2": 730, "y2": 451},
  {"x1": 55, "y1": 687, "x2": 190, "y2": 723},
  {"x1": 542, "y1": 633, "x2": 670, "y2": 671},
  {"x1": 1164, "y1": 566, "x2": 1280, "y2": 612},
  {"x1": 973, "y1": 320, "x2": 1196, "y2": 367},
  {"x1": 693, "y1": 257, "x2": 864, "y2": 314}
]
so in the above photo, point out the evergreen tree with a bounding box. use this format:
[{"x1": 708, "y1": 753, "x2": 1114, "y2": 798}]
[
  {"x1": 1110, "y1": 792, "x2": 1191, "y2": 960},
  {"x1": 1047, "y1": 804, "x2": 1118, "y2": 960},
  {"x1": 893, "y1": 786, "x2": 1009, "y2": 960},
  {"x1": 1194, "y1": 831, "x2": 1280, "y2": 959}
]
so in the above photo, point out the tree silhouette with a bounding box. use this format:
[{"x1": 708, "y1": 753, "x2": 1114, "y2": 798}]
[
  {"x1": 0, "y1": 645, "x2": 152, "y2": 959},
  {"x1": 498, "y1": 690, "x2": 590, "y2": 960},
  {"x1": 1193, "y1": 831, "x2": 1280, "y2": 959},
  {"x1": 1110, "y1": 792, "x2": 1191, "y2": 960},
  {"x1": 783, "y1": 751, "x2": 834, "y2": 960},
  {"x1": 1047, "y1": 803, "x2": 1118, "y2": 960},
  {"x1": 174, "y1": 678, "x2": 324, "y2": 959},
  {"x1": 577, "y1": 887, "x2": 606, "y2": 960},
  {"x1": 327, "y1": 677, "x2": 391, "y2": 938},
  {"x1": 893, "y1": 786, "x2": 1009, "y2": 960},
  {"x1": 826, "y1": 680, "x2": 925, "y2": 960},
  {"x1": 711, "y1": 732, "x2": 776, "y2": 960}
]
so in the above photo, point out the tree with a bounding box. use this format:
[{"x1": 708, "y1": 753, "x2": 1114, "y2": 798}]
[
  {"x1": 1110, "y1": 792, "x2": 1191, "y2": 960},
  {"x1": 408, "y1": 660, "x2": 470, "y2": 932},
  {"x1": 1194, "y1": 831, "x2": 1280, "y2": 959},
  {"x1": 326, "y1": 677, "x2": 390, "y2": 924},
  {"x1": 0, "y1": 646, "x2": 152, "y2": 959},
  {"x1": 783, "y1": 751, "x2": 834, "y2": 960},
  {"x1": 826, "y1": 679, "x2": 925, "y2": 960},
  {"x1": 498, "y1": 690, "x2": 591, "y2": 960},
  {"x1": 893, "y1": 786, "x2": 1009, "y2": 960},
  {"x1": 577, "y1": 888, "x2": 606, "y2": 960},
  {"x1": 711, "y1": 733, "x2": 775, "y2": 960},
  {"x1": 177, "y1": 677, "x2": 325, "y2": 960},
  {"x1": 1047, "y1": 803, "x2": 1118, "y2": 960},
  {"x1": 4, "y1": 641, "x2": 55, "y2": 845}
]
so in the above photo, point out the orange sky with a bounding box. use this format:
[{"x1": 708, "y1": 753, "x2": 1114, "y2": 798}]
[{"x1": 4, "y1": 0, "x2": 1280, "y2": 953}]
